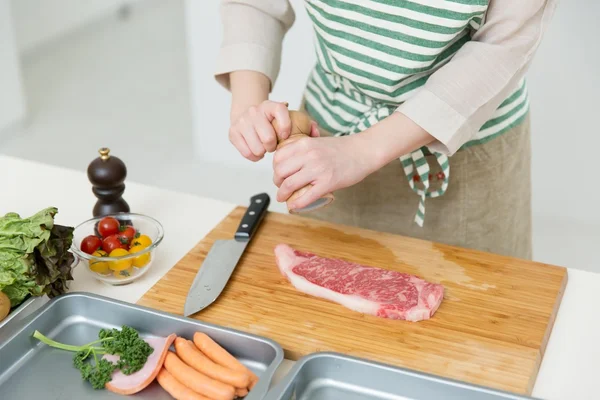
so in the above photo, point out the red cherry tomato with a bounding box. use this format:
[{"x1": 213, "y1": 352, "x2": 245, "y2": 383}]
[
  {"x1": 80, "y1": 235, "x2": 102, "y2": 255},
  {"x1": 119, "y1": 226, "x2": 136, "y2": 244},
  {"x1": 98, "y1": 217, "x2": 120, "y2": 238},
  {"x1": 117, "y1": 234, "x2": 130, "y2": 250},
  {"x1": 102, "y1": 234, "x2": 128, "y2": 253}
]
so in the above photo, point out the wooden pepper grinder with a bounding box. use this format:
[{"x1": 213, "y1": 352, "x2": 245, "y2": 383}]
[
  {"x1": 272, "y1": 105, "x2": 335, "y2": 214},
  {"x1": 87, "y1": 147, "x2": 130, "y2": 217}
]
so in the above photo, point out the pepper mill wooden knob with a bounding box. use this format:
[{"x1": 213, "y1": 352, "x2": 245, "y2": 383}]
[
  {"x1": 272, "y1": 108, "x2": 335, "y2": 214},
  {"x1": 87, "y1": 147, "x2": 130, "y2": 217}
]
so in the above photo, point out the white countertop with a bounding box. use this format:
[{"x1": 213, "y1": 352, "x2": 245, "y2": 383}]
[{"x1": 1, "y1": 154, "x2": 598, "y2": 400}]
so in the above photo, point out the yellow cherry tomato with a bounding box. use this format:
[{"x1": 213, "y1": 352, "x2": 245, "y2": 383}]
[
  {"x1": 89, "y1": 250, "x2": 109, "y2": 275},
  {"x1": 129, "y1": 245, "x2": 151, "y2": 268},
  {"x1": 108, "y1": 248, "x2": 133, "y2": 271},
  {"x1": 131, "y1": 234, "x2": 152, "y2": 249},
  {"x1": 113, "y1": 267, "x2": 134, "y2": 279}
]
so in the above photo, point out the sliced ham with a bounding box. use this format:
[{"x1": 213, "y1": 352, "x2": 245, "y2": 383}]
[
  {"x1": 274, "y1": 244, "x2": 444, "y2": 322},
  {"x1": 104, "y1": 333, "x2": 177, "y2": 395}
]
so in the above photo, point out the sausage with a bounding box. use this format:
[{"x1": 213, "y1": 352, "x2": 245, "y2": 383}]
[
  {"x1": 164, "y1": 351, "x2": 235, "y2": 400},
  {"x1": 193, "y1": 332, "x2": 259, "y2": 383},
  {"x1": 156, "y1": 368, "x2": 210, "y2": 400},
  {"x1": 174, "y1": 337, "x2": 251, "y2": 389}
]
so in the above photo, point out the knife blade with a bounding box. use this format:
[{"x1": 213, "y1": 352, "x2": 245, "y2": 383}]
[{"x1": 184, "y1": 193, "x2": 270, "y2": 317}]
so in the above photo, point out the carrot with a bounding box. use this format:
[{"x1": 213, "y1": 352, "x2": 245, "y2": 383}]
[
  {"x1": 174, "y1": 337, "x2": 251, "y2": 389},
  {"x1": 164, "y1": 351, "x2": 236, "y2": 400},
  {"x1": 193, "y1": 332, "x2": 259, "y2": 383},
  {"x1": 157, "y1": 368, "x2": 211, "y2": 400}
]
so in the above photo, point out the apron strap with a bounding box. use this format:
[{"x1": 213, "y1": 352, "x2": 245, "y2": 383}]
[
  {"x1": 334, "y1": 104, "x2": 452, "y2": 228},
  {"x1": 400, "y1": 151, "x2": 450, "y2": 227}
]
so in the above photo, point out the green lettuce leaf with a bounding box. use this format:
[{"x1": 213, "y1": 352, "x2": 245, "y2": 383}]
[
  {"x1": 0, "y1": 249, "x2": 42, "y2": 307},
  {"x1": 0, "y1": 207, "x2": 56, "y2": 253},
  {"x1": 34, "y1": 224, "x2": 75, "y2": 298},
  {"x1": 0, "y1": 208, "x2": 74, "y2": 307}
]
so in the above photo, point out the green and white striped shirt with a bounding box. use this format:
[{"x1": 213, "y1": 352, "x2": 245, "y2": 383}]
[{"x1": 215, "y1": 0, "x2": 556, "y2": 225}]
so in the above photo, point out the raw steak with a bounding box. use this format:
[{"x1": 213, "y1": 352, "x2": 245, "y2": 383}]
[{"x1": 274, "y1": 244, "x2": 444, "y2": 322}]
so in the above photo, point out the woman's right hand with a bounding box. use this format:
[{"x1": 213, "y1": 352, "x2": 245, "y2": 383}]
[{"x1": 229, "y1": 100, "x2": 292, "y2": 162}]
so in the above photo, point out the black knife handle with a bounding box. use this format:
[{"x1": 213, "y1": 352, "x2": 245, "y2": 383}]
[{"x1": 234, "y1": 193, "x2": 270, "y2": 241}]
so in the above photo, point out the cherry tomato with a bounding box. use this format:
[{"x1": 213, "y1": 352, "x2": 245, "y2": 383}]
[
  {"x1": 108, "y1": 248, "x2": 133, "y2": 271},
  {"x1": 113, "y1": 267, "x2": 134, "y2": 279},
  {"x1": 131, "y1": 234, "x2": 152, "y2": 249},
  {"x1": 129, "y1": 244, "x2": 151, "y2": 268},
  {"x1": 117, "y1": 235, "x2": 130, "y2": 249},
  {"x1": 80, "y1": 235, "x2": 102, "y2": 255},
  {"x1": 102, "y1": 234, "x2": 128, "y2": 253},
  {"x1": 98, "y1": 217, "x2": 120, "y2": 238},
  {"x1": 89, "y1": 250, "x2": 110, "y2": 274},
  {"x1": 119, "y1": 226, "x2": 136, "y2": 244}
]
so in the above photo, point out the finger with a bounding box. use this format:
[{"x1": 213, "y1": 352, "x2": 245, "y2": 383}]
[
  {"x1": 272, "y1": 155, "x2": 304, "y2": 187},
  {"x1": 289, "y1": 182, "x2": 328, "y2": 210},
  {"x1": 243, "y1": 144, "x2": 263, "y2": 162},
  {"x1": 237, "y1": 132, "x2": 263, "y2": 162},
  {"x1": 241, "y1": 125, "x2": 266, "y2": 158},
  {"x1": 273, "y1": 135, "x2": 310, "y2": 167},
  {"x1": 266, "y1": 102, "x2": 292, "y2": 140},
  {"x1": 230, "y1": 130, "x2": 261, "y2": 162},
  {"x1": 253, "y1": 114, "x2": 278, "y2": 153},
  {"x1": 310, "y1": 121, "x2": 320, "y2": 138},
  {"x1": 272, "y1": 145, "x2": 304, "y2": 186},
  {"x1": 277, "y1": 169, "x2": 315, "y2": 202}
]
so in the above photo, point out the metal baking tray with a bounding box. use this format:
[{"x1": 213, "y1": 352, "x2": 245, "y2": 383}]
[
  {"x1": 264, "y1": 352, "x2": 536, "y2": 400},
  {"x1": 1, "y1": 256, "x2": 80, "y2": 341},
  {"x1": 0, "y1": 295, "x2": 49, "y2": 341},
  {"x1": 0, "y1": 292, "x2": 284, "y2": 399}
]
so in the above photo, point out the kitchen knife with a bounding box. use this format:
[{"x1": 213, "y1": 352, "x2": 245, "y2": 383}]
[{"x1": 184, "y1": 193, "x2": 270, "y2": 317}]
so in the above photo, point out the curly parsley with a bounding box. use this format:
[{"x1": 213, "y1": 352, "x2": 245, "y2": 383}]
[{"x1": 33, "y1": 325, "x2": 154, "y2": 390}]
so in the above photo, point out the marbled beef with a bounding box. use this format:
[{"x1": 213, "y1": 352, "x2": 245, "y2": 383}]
[{"x1": 274, "y1": 244, "x2": 444, "y2": 322}]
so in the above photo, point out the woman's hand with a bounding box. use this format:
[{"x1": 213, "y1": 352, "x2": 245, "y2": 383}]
[
  {"x1": 273, "y1": 135, "x2": 376, "y2": 209},
  {"x1": 229, "y1": 100, "x2": 292, "y2": 162},
  {"x1": 272, "y1": 111, "x2": 437, "y2": 209}
]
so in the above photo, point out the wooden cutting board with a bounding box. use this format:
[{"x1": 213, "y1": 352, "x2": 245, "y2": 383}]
[{"x1": 138, "y1": 207, "x2": 567, "y2": 395}]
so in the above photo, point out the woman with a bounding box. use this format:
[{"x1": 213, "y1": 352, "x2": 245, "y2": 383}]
[{"x1": 214, "y1": 0, "x2": 556, "y2": 259}]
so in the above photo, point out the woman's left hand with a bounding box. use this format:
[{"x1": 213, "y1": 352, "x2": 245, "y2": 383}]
[{"x1": 273, "y1": 134, "x2": 376, "y2": 209}]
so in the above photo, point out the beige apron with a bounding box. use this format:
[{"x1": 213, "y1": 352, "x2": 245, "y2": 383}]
[
  {"x1": 296, "y1": 0, "x2": 532, "y2": 259},
  {"x1": 299, "y1": 107, "x2": 532, "y2": 260}
]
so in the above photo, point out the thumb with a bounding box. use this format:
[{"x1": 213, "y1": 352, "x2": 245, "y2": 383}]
[{"x1": 310, "y1": 121, "x2": 321, "y2": 138}]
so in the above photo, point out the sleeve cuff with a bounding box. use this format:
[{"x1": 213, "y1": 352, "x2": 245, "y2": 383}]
[
  {"x1": 396, "y1": 88, "x2": 473, "y2": 156},
  {"x1": 214, "y1": 43, "x2": 281, "y2": 92}
]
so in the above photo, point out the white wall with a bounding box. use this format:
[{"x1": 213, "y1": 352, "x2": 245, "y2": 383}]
[
  {"x1": 0, "y1": 0, "x2": 26, "y2": 135},
  {"x1": 11, "y1": 0, "x2": 144, "y2": 54},
  {"x1": 185, "y1": 1, "x2": 598, "y2": 241},
  {"x1": 527, "y1": 0, "x2": 600, "y2": 226},
  {"x1": 2, "y1": 0, "x2": 146, "y2": 136},
  {"x1": 185, "y1": 0, "x2": 315, "y2": 172}
]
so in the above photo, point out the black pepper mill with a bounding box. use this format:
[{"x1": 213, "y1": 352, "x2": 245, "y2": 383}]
[{"x1": 88, "y1": 147, "x2": 130, "y2": 217}]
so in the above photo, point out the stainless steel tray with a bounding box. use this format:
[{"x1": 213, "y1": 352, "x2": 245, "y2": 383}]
[
  {"x1": 0, "y1": 292, "x2": 284, "y2": 399},
  {"x1": 264, "y1": 352, "x2": 536, "y2": 400},
  {"x1": 0, "y1": 295, "x2": 49, "y2": 341},
  {"x1": 1, "y1": 256, "x2": 80, "y2": 341}
]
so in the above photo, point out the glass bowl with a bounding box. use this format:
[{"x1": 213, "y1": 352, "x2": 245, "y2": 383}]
[{"x1": 70, "y1": 213, "x2": 164, "y2": 286}]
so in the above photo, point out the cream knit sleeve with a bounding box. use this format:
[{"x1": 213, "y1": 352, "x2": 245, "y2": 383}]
[
  {"x1": 396, "y1": 0, "x2": 557, "y2": 156},
  {"x1": 215, "y1": 0, "x2": 296, "y2": 92}
]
